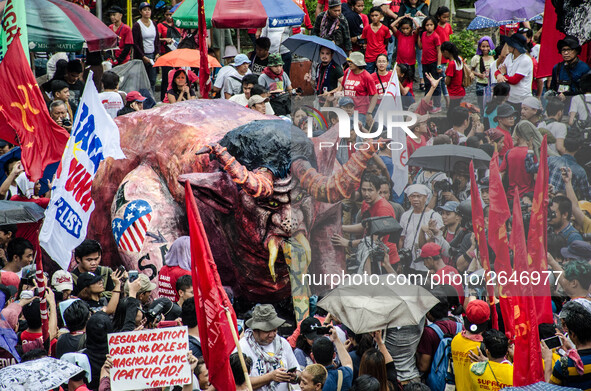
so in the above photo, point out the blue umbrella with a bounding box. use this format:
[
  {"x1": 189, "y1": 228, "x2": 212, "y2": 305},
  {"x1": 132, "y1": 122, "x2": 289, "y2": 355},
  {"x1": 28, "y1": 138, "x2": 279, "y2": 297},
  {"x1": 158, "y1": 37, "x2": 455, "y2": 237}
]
[
  {"x1": 0, "y1": 148, "x2": 59, "y2": 196},
  {"x1": 467, "y1": 14, "x2": 543, "y2": 30},
  {"x1": 283, "y1": 34, "x2": 348, "y2": 65},
  {"x1": 260, "y1": 0, "x2": 304, "y2": 28},
  {"x1": 475, "y1": 0, "x2": 545, "y2": 22}
]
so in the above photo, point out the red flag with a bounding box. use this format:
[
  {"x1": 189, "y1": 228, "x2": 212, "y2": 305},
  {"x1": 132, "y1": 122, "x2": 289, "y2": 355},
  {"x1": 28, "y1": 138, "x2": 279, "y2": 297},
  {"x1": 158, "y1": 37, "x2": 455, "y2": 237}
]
[
  {"x1": 197, "y1": 0, "x2": 211, "y2": 98},
  {"x1": 527, "y1": 136, "x2": 553, "y2": 324},
  {"x1": 469, "y1": 161, "x2": 498, "y2": 329},
  {"x1": 0, "y1": 37, "x2": 69, "y2": 181},
  {"x1": 488, "y1": 152, "x2": 515, "y2": 338},
  {"x1": 511, "y1": 196, "x2": 544, "y2": 386},
  {"x1": 185, "y1": 181, "x2": 236, "y2": 390}
]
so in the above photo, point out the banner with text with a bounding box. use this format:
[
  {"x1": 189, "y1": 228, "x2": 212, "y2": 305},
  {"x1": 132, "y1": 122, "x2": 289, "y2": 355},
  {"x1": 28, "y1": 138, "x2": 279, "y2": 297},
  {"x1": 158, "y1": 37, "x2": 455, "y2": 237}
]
[
  {"x1": 108, "y1": 326, "x2": 191, "y2": 390},
  {"x1": 39, "y1": 72, "x2": 126, "y2": 270}
]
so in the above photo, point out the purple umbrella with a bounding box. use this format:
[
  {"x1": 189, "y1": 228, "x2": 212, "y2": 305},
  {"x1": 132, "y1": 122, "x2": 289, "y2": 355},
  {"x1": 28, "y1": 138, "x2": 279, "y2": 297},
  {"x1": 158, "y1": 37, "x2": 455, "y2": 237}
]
[{"x1": 475, "y1": 0, "x2": 545, "y2": 22}]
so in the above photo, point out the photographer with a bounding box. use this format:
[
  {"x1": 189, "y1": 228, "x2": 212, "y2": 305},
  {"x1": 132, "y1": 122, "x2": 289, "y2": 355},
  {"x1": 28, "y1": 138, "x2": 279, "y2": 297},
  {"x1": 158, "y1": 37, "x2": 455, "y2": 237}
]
[
  {"x1": 332, "y1": 174, "x2": 399, "y2": 273},
  {"x1": 549, "y1": 196, "x2": 583, "y2": 244},
  {"x1": 49, "y1": 101, "x2": 72, "y2": 133}
]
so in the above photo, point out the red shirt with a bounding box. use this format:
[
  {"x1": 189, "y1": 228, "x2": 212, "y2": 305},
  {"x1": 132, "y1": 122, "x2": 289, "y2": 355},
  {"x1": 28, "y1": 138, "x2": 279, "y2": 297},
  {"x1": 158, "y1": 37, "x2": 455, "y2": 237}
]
[
  {"x1": 372, "y1": 71, "x2": 392, "y2": 102},
  {"x1": 436, "y1": 23, "x2": 453, "y2": 64},
  {"x1": 494, "y1": 126, "x2": 514, "y2": 157},
  {"x1": 417, "y1": 319, "x2": 462, "y2": 356},
  {"x1": 360, "y1": 13, "x2": 369, "y2": 28},
  {"x1": 291, "y1": 0, "x2": 314, "y2": 34},
  {"x1": 421, "y1": 31, "x2": 441, "y2": 64},
  {"x1": 531, "y1": 56, "x2": 539, "y2": 91},
  {"x1": 157, "y1": 265, "x2": 190, "y2": 302},
  {"x1": 500, "y1": 146, "x2": 536, "y2": 200},
  {"x1": 389, "y1": 0, "x2": 402, "y2": 13},
  {"x1": 435, "y1": 266, "x2": 465, "y2": 303},
  {"x1": 407, "y1": 134, "x2": 427, "y2": 157},
  {"x1": 360, "y1": 198, "x2": 400, "y2": 264},
  {"x1": 362, "y1": 24, "x2": 391, "y2": 63},
  {"x1": 445, "y1": 59, "x2": 465, "y2": 98},
  {"x1": 395, "y1": 30, "x2": 417, "y2": 65},
  {"x1": 342, "y1": 68, "x2": 378, "y2": 114},
  {"x1": 109, "y1": 23, "x2": 133, "y2": 64},
  {"x1": 20, "y1": 330, "x2": 43, "y2": 353},
  {"x1": 403, "y1": 79, "x2": 414, "y2": 96}
]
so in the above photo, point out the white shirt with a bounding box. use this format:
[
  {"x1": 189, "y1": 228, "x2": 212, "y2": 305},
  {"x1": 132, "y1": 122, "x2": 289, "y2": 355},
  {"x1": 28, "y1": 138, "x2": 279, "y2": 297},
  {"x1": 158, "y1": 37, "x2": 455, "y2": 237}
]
[
  {"x1": 400, "y1": 208, "x2": 444, "y2": 271},
  {"x1": 224, "y1": 67, "x2": 252, "y2": 98},
  {"x1": 98, "y1": 91, "x2": 124, "y2": 119},
  {"x1": 214, "y1": 65, "x2": 237, "y2": 99},
  {"x1": 229, "y1": 93, "x2": 275, "y2": 115},
  {"x1": 540, "y1": 120, "x2": 567, "y2": 154},
  {"x1": 238, "y1": 335, "x2": 299, "y2": 391},
  {"x1": 261, "y1": 22, "x2": 292, "y2": 55},
  {"x1": 503, "y1": 53, "x2": 533, "y2": 103},
  {"x1": 569, "y1": 93, "x2": 591, "y2": 121},
  {"x1": 139, "y1": 20, "x2": 156, "y2": 54}
]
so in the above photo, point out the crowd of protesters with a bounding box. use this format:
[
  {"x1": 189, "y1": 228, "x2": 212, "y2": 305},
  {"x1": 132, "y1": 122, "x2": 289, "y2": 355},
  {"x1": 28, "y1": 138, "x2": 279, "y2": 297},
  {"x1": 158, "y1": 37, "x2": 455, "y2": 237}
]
[{"x1": 8, "y1": 0, "x2": 591, "y2": 390}]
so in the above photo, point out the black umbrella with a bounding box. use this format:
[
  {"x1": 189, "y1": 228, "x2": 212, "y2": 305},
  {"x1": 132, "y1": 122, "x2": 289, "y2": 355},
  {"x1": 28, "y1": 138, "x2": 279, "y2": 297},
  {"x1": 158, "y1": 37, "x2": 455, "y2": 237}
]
[
  {"x1": 0, "y1": 201, "x2": 46, "y2": 225},
  {"x1": 407, "y1": 145, "x2": 491, "y2": 172}
]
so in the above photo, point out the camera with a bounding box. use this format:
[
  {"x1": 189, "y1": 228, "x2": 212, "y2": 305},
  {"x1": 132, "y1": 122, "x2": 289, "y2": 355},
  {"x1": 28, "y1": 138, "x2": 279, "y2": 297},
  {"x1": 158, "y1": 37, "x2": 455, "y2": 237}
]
[
  {"x1": 311, "y1": 324, "x2": 332, "y2": 335},
  {"x1": 433, "y1": 180, "x2": 452, "y2": 194},
  {"x1": 147, "y1": 302, "x2": 166, "y2": 323},
  {"x1": 62, "y1": 118, "x2": 72, "y2": 127},
  {"x1": 398, "y1": 248, "x2": 413, "y2": 266}
]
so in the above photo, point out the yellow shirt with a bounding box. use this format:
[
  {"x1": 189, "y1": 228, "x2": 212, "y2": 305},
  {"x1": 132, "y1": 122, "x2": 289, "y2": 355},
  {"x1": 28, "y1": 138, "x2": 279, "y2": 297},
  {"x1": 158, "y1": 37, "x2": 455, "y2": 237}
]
[
  {"x1": 451, "y1": 333, "x2": 482, "y2": 391},
  {"x1": 469, "y1": 360, "x2": 513, "y2": 391}
]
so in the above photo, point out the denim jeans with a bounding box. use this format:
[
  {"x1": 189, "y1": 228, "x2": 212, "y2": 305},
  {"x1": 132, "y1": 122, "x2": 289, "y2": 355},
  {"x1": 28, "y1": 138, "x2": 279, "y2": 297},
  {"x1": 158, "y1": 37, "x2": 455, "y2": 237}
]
[
  {"x1": 475, "y1": 83, "x2": 487, "y2": 114},
  {"x1": 416, "y1": 48, "x2": 423, "y2": 81},
  {"x1": 387, "y1": 37, "x2": 396, "y2": 71},
  {"x1": 144, "y1": 52, "x2": 157, "y2": 95},
  {"x1": 422, "y1": 62, "x2": 441, "y2": 107},
  {"x1": 282, "y1": 52, "x2": 292, "y2": 77},
  {"x1": 366, "y1": 61, "x2": 377, "y2": 74}
]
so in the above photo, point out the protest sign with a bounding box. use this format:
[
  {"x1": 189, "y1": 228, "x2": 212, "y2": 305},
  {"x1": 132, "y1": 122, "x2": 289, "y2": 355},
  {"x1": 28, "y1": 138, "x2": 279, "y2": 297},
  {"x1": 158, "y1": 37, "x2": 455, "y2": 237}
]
[{"x1": 108, "y1": 326, "x2": 191, "y2": 390}]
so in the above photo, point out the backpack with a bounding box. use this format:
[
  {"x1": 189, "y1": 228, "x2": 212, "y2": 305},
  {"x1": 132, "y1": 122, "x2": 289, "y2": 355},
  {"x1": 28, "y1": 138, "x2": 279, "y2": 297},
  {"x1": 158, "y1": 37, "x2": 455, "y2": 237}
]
[
  {"x1": 570, "y1": 96, "x2": 591, "y2": 141},
  {"x1": 425, "y1": 321, "x2": 463, "y2": 391},
  {"x1": 461, "y1": 59, "x2": 475, "y2": 88}
]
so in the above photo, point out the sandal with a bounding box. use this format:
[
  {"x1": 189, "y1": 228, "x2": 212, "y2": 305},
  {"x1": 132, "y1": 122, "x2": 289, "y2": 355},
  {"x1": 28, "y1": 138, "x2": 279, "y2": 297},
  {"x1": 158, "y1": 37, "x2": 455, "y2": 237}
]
[{"x1": 419, "y1": 83, "x2": 425, "y2": 91}]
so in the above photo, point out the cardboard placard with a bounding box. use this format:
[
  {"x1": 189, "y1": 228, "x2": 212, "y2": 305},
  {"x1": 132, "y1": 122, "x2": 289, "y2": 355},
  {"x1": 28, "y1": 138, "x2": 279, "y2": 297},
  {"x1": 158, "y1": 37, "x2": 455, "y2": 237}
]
[{"x1": 108, "y1": 326, "x2": 192, "y2": 390}]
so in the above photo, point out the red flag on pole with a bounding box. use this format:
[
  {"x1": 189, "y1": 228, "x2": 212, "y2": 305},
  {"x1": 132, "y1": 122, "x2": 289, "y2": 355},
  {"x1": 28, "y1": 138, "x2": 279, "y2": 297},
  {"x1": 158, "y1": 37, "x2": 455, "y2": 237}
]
[
  {"x1": 488, "y1": 152, "x2": 515, "y2": 338},
  {"x1": 527, "y1": 135, "x2": 553, "y2": 324},
  {"x1": 469, "y1": 161, "x2": 498, "y2": 329},
  {"x1": 197, "y1": 0, "x2": 211, "y2": 98},
  {"x1": 185, "y1": 181, "x2": 236, "y2": 390},
  {"x1": 0, "y1": 36, "x2": 69, "y2": 181},
  {"x1": 511, "y1": 196, "x2": 544, "y2": 386}
]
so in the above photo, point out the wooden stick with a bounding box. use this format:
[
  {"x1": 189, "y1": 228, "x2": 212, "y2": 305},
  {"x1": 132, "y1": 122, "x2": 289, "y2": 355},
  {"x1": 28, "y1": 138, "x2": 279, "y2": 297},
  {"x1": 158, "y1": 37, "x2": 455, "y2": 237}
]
[{"x1": 224, "y1": 307, "x2": 253, "y2": 391}]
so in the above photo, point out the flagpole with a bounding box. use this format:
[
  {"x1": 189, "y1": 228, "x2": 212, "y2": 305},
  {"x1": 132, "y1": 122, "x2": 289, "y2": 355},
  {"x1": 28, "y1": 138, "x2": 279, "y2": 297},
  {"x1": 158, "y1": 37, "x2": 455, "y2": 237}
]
[{"x1": 224, "y1": 307, "x2": 253, "y2": 391}]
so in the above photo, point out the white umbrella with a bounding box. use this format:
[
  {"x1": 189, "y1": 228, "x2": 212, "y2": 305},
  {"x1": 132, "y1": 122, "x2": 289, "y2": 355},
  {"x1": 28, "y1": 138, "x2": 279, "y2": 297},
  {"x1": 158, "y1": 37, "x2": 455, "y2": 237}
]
[
  {"x1": 317, "y1": 274, "x2": 439, "y2": 334},
  {"x1": 0, "y1": 356, "x2": 83, "y2": 391}
]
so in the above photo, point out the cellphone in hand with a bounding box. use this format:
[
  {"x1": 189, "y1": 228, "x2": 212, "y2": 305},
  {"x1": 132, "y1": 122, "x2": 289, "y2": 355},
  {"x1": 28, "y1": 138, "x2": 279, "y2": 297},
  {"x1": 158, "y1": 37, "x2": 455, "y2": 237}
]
[
  {"x1": 543, "y1": 335, "x2": 561, "y2": 350},
  {"x1": 128, "y1": 270, "x2": 139, "y2": 282},
  {"x1": 315, "y1": 326, "x2": 332, "y2": 335},
  {"x1": 287, "y1": 367, "x2": 298, "y2": 373}
]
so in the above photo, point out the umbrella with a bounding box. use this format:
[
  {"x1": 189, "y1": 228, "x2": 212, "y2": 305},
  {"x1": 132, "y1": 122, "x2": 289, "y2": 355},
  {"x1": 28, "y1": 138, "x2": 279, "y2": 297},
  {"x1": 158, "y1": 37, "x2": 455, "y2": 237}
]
[
  {"x1": 0, "y1": 356, "x2": 83, "y2": 391},
  {"x1": 501, "y1": 382, "x2": 582, "y2": 390},
  {"x1": 0, "y1": 201, "x2": 46, "y2": 224},
  {"x1": 0, "y1": 147, "x2": 57, "y2": 196},
  {"x1": 26, "y1": 0, "x2": 117, "y2": 52},
  {"x1": 153, "y1": 49, "x2": 222, "y2": 68},
  {"x1": 407, "y1": 145, "x2": 492, "y2": 172},
  {"x1": 474, "y1": 0, "x2": 545, "y2": 22},
  {"x1": 172, "y1": 0, "x2": 304, "y2": 29},
  {"x1": 467, "y1": 14, "x2": 543, "y2": 30},
  {"x1": 283, "y1": 34, "x2": 348, "y2": 65},
  {"x1": 317, "y1": 275, "x2": 439, "y2": 334}
]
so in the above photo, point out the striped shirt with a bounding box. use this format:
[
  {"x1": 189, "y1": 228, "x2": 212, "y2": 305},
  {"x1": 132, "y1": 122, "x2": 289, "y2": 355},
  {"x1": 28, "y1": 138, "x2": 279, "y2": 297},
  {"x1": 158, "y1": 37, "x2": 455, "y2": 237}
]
[{"x1": 551, "y1": 348, "x2": 591, "y2": 390}]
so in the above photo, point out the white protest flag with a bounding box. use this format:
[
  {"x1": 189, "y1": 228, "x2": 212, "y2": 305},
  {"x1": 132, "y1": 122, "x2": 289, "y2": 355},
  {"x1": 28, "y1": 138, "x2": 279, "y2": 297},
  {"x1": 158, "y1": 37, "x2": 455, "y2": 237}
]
[
  {"x1": 40, "y1": 72, "x2": 126, "y2": 270},
  {"x1": 375, "y1": 68, "x2": 408, "y2": 196}
]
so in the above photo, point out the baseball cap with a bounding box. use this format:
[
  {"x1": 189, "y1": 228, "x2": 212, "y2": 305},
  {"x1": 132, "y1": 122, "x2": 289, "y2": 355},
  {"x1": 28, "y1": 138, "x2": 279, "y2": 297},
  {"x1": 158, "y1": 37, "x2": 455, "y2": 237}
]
[
  {"x1": 438, "y1": 201, "x2": 459, "y2": 213},
  {"x1": 51, "y1": 270, "x2": 74, "y2": 292},
  {"x1": 124, "y1": 273, "x2": 157, "y2": 295},
  {"x1": 420, "y1": 243, "x2": 441, "y2": 258},
  {"x1": 372, "y1": 0, "x2": 391, "y2": 6},
  {"x1": 338, "y1": 97, "x2": 354, "y2": 107},
  {"x1": 560, "y1": 240, "x2": 591, "y2": 261},
  {"x1": 107, "y1": 5, "x2": 124, "y2": 14},
  {"x1": 232, "y1": 54, "x2": 251, "y2": 67},
  {"x1": 126, "y1": 91, "x2": 146, "y2": 103},
  {"x1": 76, "y1": 272, "x2": 103, "y2": 291},
  {"x1": 464, "y1": 299, "x2": 490, "y2": 333},
  {"x1": 0, "y1": 271, "x2": 19, "y2": 290},
  {"x1": 138, "y1": 2, "x2": 151, "y2": 11},
  {"x1": 248, "y1": 95, "x2": 269, "y2": 107},
  {"x1": 300, "y1": 317, "x2": 322, "y2": 340},
  {"x1": 0, "y1": 139, "x2": 10, "y2": 148}
]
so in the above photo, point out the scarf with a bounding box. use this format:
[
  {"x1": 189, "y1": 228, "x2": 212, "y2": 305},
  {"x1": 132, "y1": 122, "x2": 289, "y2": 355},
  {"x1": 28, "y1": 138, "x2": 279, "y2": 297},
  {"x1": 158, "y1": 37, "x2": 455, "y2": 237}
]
[
  {"x1": 564, "y1": 349, "x2": 585, "y2": 375},
  {"x1": 244, "y1": 329, "x2": 284, "y2": 391},
  {"x1": 461, "y1": 330, "x2": 484, "y2": 342},
  {"x1": 263, "y1": 66, "x2": 283, "y2": 82},
  {"x1": 320, "y1": 11, "x2": 340, "y2": 39}
]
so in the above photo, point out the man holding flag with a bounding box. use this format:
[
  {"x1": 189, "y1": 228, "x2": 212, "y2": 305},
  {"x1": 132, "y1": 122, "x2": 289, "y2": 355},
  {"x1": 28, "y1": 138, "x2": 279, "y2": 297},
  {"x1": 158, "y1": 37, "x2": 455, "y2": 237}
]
[{"x1": 40, "y1": 73, "x2": 126, "y2": 270}]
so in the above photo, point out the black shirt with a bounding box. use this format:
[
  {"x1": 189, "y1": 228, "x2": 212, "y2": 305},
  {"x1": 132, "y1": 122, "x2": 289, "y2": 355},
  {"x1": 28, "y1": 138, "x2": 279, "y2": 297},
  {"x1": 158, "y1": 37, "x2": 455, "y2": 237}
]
[
  {"x1": 56, "y1": 333, "x2": 85, "y2": 358},
  {"x1": 248, "y1": 51, "x2": 269, "y2": 76},
  {"x1": 67, "y1": 79, "x2": 85, "y2": 108}
]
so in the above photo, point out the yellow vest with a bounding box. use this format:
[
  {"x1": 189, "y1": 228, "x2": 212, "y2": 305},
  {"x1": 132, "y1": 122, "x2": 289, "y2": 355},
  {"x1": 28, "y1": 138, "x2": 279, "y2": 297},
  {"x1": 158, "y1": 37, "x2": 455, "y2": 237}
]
[
  {"x1": 451, "y1": 333, "x2": 481, "y2": 391},
  {"x1": 469, "y1": 360, "x2": 513, "y2": 391}
]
